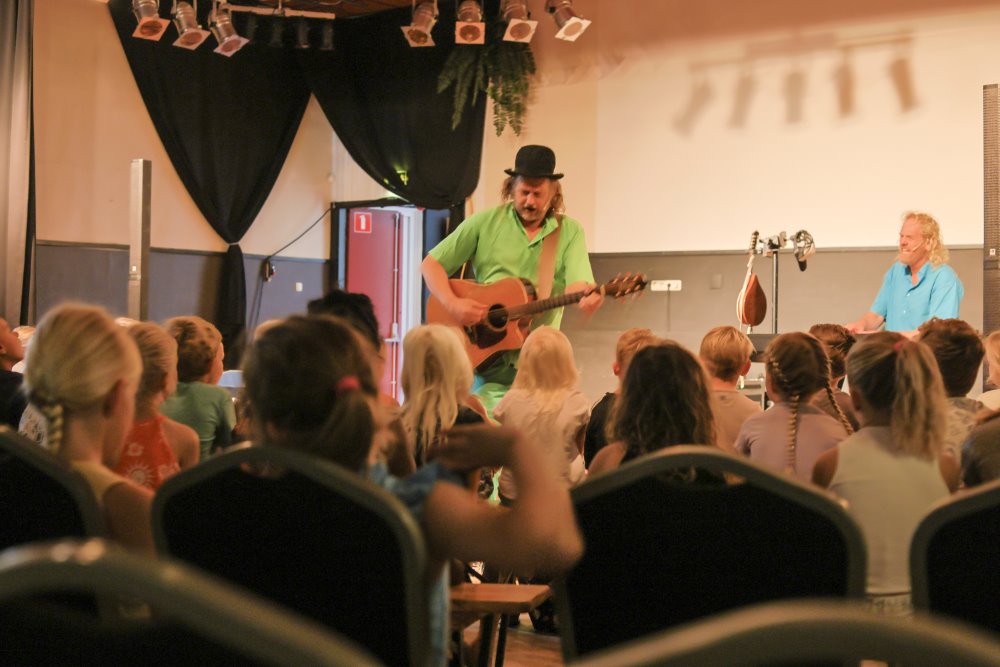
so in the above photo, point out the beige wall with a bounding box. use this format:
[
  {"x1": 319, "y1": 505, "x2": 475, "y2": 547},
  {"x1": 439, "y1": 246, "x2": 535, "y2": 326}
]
[
  {"x1": 33, "y1": 0, "x2": 333, "y2": 259},
  {"x1": 480, "y1": 0, "x2": 1000, "y2": 253},
  {"x1": 35, "y1": 0, "x2": 1000, "y2": 261}
]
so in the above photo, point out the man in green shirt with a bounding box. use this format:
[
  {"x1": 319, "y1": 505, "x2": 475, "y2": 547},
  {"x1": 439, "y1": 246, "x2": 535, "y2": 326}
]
[{"x1": 421, "y1": 145, "x2": 602, "y2": 414}]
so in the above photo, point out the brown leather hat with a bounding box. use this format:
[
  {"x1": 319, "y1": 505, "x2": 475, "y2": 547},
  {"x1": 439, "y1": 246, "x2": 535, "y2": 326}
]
[{"x1": 504, "y1": 145, "x2": 564, "y2": 180}]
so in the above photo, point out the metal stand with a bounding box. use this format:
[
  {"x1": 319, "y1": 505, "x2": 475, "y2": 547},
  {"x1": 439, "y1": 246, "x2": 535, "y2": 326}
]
[{"x1": 771, "y1": 246, "x2": 780, "y2": 333}]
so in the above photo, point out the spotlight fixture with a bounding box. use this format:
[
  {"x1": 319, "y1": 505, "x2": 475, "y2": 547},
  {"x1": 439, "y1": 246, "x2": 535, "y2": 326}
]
[
  {"x1": 545, "y1": 0, "x2": 590, "y2": 42},
  {"x1": 172, "y1": 1, "x2": 211, "y2": 50},
  {"x1": 209, "y1": 3, "x2": 249, "y2": 56},
  {"x1": 320, "y1": 22, "x2": 334, "y2": 51},
  {"x1": 295, "y1": 18, "x2": 310, "y2": 49},
  {"x1": 131, "y1": 0, "x2": 169, "y2": 40},
  {"x1": 455, "y1": 0, "x2": 484, "y2": 45},
  {"x1": 402, "y1": 0, "x2": 437, "y2": 48},
  {"x1": 269, "y1": 17, "x2": 285, "y2": 47},
  {"x1": 501, "y1": 0, "x2": 536, "y2": 43}
]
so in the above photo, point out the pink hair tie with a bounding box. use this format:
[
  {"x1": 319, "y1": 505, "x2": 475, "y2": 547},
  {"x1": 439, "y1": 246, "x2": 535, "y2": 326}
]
[
  {"x1": 336, "y1": 375, "x2": 361, "y2": 394},
  {"x1": 893, "y1": 339, "x2": 906, "y2": 352}
]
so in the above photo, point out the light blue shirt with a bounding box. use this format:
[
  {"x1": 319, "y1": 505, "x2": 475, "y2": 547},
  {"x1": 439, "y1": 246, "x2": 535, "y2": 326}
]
[{"x1": 871, "y1": 261, "x2": 963, "y2": 331}]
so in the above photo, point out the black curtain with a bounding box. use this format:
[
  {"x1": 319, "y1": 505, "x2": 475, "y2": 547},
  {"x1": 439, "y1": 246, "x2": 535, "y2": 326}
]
[
  {"x1": 108, "y1": 0, "x2": 311, "y2": 358},
  {"x1": 297, "y1": 2, "x2": 488, "y2": 209}
]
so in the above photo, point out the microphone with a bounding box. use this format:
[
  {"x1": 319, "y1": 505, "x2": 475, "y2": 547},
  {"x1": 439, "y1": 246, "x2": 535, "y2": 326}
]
[{"x1": 792, "y1": 230, "x2": 815, "y2": 272}]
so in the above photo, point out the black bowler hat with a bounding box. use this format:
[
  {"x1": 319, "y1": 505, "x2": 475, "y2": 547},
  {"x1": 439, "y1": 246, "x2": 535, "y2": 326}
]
[{"x1": 504, "y1": 145, "x2": 564, "y2": 180}]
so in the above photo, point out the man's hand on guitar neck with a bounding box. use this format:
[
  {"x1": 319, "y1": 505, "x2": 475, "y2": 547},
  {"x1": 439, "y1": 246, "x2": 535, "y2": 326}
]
[{"x1": 572, "y1": 281, "x2": 604, "y2": 316}]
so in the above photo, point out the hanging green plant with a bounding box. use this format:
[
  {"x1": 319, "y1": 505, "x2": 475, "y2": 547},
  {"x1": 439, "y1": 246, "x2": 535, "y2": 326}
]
[{"x1": 437, "y1": 31, "x2": 536, "y2": 136}]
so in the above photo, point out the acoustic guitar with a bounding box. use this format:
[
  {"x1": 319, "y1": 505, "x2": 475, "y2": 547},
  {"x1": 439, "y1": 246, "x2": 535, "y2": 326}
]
[
  {"x1": 427, "y1": 274, "x2": 647, "y2": 371},
  {"x1": 737, "y1": 231, "x2": 767, "y2": 327}
]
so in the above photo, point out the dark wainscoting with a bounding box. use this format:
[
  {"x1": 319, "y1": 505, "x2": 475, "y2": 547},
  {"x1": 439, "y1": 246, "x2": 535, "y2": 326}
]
[
  {"x1": 34, "y1": 242, "x2": 328, "y2": 328},
  {"x1": 562, "y1": 247, "x2": 984, "y2": 401}
]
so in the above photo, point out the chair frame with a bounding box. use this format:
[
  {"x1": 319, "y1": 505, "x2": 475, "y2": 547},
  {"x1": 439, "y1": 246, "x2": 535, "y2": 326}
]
[
  {"x1": 0, "y1": 425, "x2": 105, "y2": 539},
  {"x1": 555, "y1": 446, "x2": 867, "y2": 661},
  {"x1": 911, "y1": 476, "x2": 1000, "y2": 612},
  {"x1": 152, "y1": 444, "x2": 429, "y2": 666},
  {"x1": 572, "y1": 599, "x2": 1000, "y2": 667},
  {"x1": 0, "y1": 538, "x2": 380, "y2": 667}
]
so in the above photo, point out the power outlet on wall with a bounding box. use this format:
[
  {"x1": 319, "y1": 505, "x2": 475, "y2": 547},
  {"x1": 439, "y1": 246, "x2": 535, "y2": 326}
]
[{"x1": 650, "y1": 279, "x2": 682, "y2": 292}]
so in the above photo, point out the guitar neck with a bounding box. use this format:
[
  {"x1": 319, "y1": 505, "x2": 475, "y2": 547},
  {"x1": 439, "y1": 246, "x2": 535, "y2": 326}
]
[{"x1": 504, "y1": 289, "x2": 589, "y2": 320}]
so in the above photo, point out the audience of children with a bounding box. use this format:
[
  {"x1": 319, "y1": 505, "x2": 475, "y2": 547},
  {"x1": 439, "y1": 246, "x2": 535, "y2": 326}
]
[
  {"x1": 808, "y1": 323, "x2": 861, "y2": 431},
  {"x1": 495, "y1": 326, "x2": 591, "y2": 501},
  {"x1": 10, "y1": 292, "x2": 995, "y2": 655},
  {"x1": 113, "y1": 322, "x2": 199, "y2": 490},
  {"x1": 699, "y1": 325, "x2": 761, "y2": 450},
  {"x1": 22, "y1": 303, "x2": 154, "y2": 555},
  {"x1": 241, "y1": 315, "x2": 582, "y2": 666},
  {"x1": 736, "y1": 332, "x2": 853, "y2": 482},
  {"x1": 916, "y1": 317, "x2": 985, "y2": 465},
  {"x1": 400, "y1": 324, "x2": 485, "y2": 466},
  {"x1": 583, "y1": 327, "x2": 658, "y2": 466},
  {"x1": 813, "y1": 333, "x2": 959, "y2": 617},
  {"x1": 0, "y1": 316, "x2": 26, "y2": 429},
  {"x1": 589, "y1": 340, "x2": 718, "y2": 476},
  {"x1": 159, "y1": 316, "x2": 236, "y2": 460}
]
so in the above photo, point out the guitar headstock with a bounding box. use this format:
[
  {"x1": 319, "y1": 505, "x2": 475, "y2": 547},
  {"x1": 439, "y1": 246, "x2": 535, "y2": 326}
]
[
  {"x1": 603, "y1": 273, "x2": 648, "y2": 299},
  {"x1": 748, "y1": 231, "x2": 760, "y2": 257}
]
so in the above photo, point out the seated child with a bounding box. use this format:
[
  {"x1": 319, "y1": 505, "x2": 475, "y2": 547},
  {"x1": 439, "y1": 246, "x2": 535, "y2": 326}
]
[
  {"x1": 699, "y1": 325, "x2": 761, "y2": 450},
  {"x1": 160, "y1": 316, "x2": 235, "y2": 459}
]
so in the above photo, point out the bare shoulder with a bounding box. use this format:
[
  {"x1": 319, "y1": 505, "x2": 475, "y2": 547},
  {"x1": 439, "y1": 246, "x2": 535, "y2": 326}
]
[
  {"x1": 812, "y1": 447, "x2": 839, "y2": 488},
  {"x1": 161, "y1": 417, "x2": 200, "y2": 465},
  {"x1": 588, "y1": 442, "x2": 627, "y2": 477}
]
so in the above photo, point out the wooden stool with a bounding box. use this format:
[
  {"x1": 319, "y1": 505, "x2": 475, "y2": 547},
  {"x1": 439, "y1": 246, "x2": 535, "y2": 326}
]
[{"x1": 450, "y1": 583, "x2": 551, "y2": 667}]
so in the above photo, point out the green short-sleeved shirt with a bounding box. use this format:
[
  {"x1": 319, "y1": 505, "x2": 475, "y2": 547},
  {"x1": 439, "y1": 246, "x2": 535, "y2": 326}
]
[
  {"x1": 428, "y1": 203, "x2": 595, "y2": 415},
  {"x1": 428, "y1": 203, "x2": 595, "y2": 331}
]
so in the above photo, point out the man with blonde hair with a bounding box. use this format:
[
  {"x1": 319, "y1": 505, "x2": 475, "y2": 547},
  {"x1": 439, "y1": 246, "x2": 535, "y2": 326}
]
[
  {"x1": 847, "y1": 211, "x2": 963, "y2": 336},
  {"x1": 583, "y1": 327, "x2": 658, "y2": 465},
  {"x1": 699, "y1": 325, "x2": 761, "y2": 449}
]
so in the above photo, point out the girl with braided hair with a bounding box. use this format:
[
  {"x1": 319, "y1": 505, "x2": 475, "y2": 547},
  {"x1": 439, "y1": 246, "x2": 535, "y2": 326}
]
[
  {"x1": 813, "y1": 332, "x2": 958, "y2": 616},
  {"x1": 22, "y1": 303, "x2": 154, "y2": 555},
  {"x1": 808, "y1": 323, "x2": 861, "y2": 431},
  {"x1": 735, "y1": 332, "x2": 853, "y2": 482}
]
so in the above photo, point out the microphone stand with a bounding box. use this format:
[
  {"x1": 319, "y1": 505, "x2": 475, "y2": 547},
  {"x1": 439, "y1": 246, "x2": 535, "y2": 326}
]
[{"x1": 763, "y1": 233, "x2": 787, "y2": 334}]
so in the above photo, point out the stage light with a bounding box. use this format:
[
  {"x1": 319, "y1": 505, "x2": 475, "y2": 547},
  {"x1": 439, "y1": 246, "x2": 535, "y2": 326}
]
[
  {"x1": 172, "y1": 1, "x2": 210, "y2": 50},
  {"x1": 455, "y1": 0, "x2": 484, "y2": 45},
  {"x1": 501, "y1": 0, "x2": 536, "y2": 43},
  {"x1": 269, "y1": 17, "x2": 285, "y2": 47},
  {"x1": 209, "y1": 3, "x2": 249, "y2": 56},
  {"x1": 320, "y1": 22, "x2": 334, "y2": 51},
  {"x1": 402, "y1": 0, "x2": 437, "y2": 47},
  {"x1": 546, "y1": 0, "x2": 590, "y2": 42},
  {"x1": 295, "y1": 17, "x2": 310, "y2": 49},
  {"x1": 131, "y1": 0, "x2": 169, "y2": 40}
]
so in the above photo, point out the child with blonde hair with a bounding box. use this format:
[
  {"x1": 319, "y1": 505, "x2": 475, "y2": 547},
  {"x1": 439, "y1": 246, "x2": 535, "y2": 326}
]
[
  {"x1": 113, "y1": 322, "x2": 199, "y2": 489},
  {"x1": 400, "y1": 324, "x2": 486, "y2": 466},
  {"x1": 495, "y1": 326, "x2": 590, "y2": 501},
  {"x1": 584, "y1": 328, "x2": 658, "y2": 466},
  {"x1": 813, "y1": 333, "x2": 958, "y2": 616},
  {"x1": 699, "y1": 325, "x2": 761, "y2": 449},
  {"x1": 243, "y1": 315, "x2": 582, "y2": 665},
  {"x1": 978, "y1": 330, "x2": 1000, "y2": 411},
  {"x1": 735, "y1": 332, "x2": 853, "y2": 482},
  {"x1": 23, "y1": 304, "x2": 154, "y2": 554},
  {"x1": 160, "y1": 316, "x2": 235, "y2": 459}
]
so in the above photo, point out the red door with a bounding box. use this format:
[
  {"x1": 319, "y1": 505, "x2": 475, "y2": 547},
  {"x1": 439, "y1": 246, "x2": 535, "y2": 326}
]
[{"x1": 345, "y1": 208, "x2": 403, "y2": 401}]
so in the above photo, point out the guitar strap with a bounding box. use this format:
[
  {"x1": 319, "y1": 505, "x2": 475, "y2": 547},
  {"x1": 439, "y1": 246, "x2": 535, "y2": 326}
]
[{"x1": 536, "y1": 223, "x2": 561, "y2": 300}]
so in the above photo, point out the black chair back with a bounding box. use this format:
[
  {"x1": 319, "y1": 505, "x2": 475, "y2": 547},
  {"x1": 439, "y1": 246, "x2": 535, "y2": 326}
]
[
  {"x1": 0, "y1": 426, "x2": 104, "y2": 549},
  {"x1": 912, "y1": 477, "x2": 1000, "y2": 633},
  {"x1": 153, "y1": 445, "x2": 428, "y2": 667},
  {"x1": 555, "y1": 447, "x2": 866, "y2": 661},
  {"x1": 0, "y1": 538, "x2": 381, "y2": 666}
]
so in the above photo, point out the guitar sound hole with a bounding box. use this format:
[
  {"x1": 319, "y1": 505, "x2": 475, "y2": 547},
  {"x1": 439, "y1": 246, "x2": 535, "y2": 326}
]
[{"x1": 486, "y1": 307, "x2": 508, "y2": 330}]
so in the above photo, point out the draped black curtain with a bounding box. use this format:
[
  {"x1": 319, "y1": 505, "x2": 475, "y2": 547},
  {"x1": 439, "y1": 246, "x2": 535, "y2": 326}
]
[
  {"x1": 297, "y1": 2, "x2": 489, "y2": 209},
  {"x1": 108, "y1": 0, "x2": 312, "y2": 357},
  {"x1": 107, "y1": 0, "x2": 488, "y2": 351}
]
